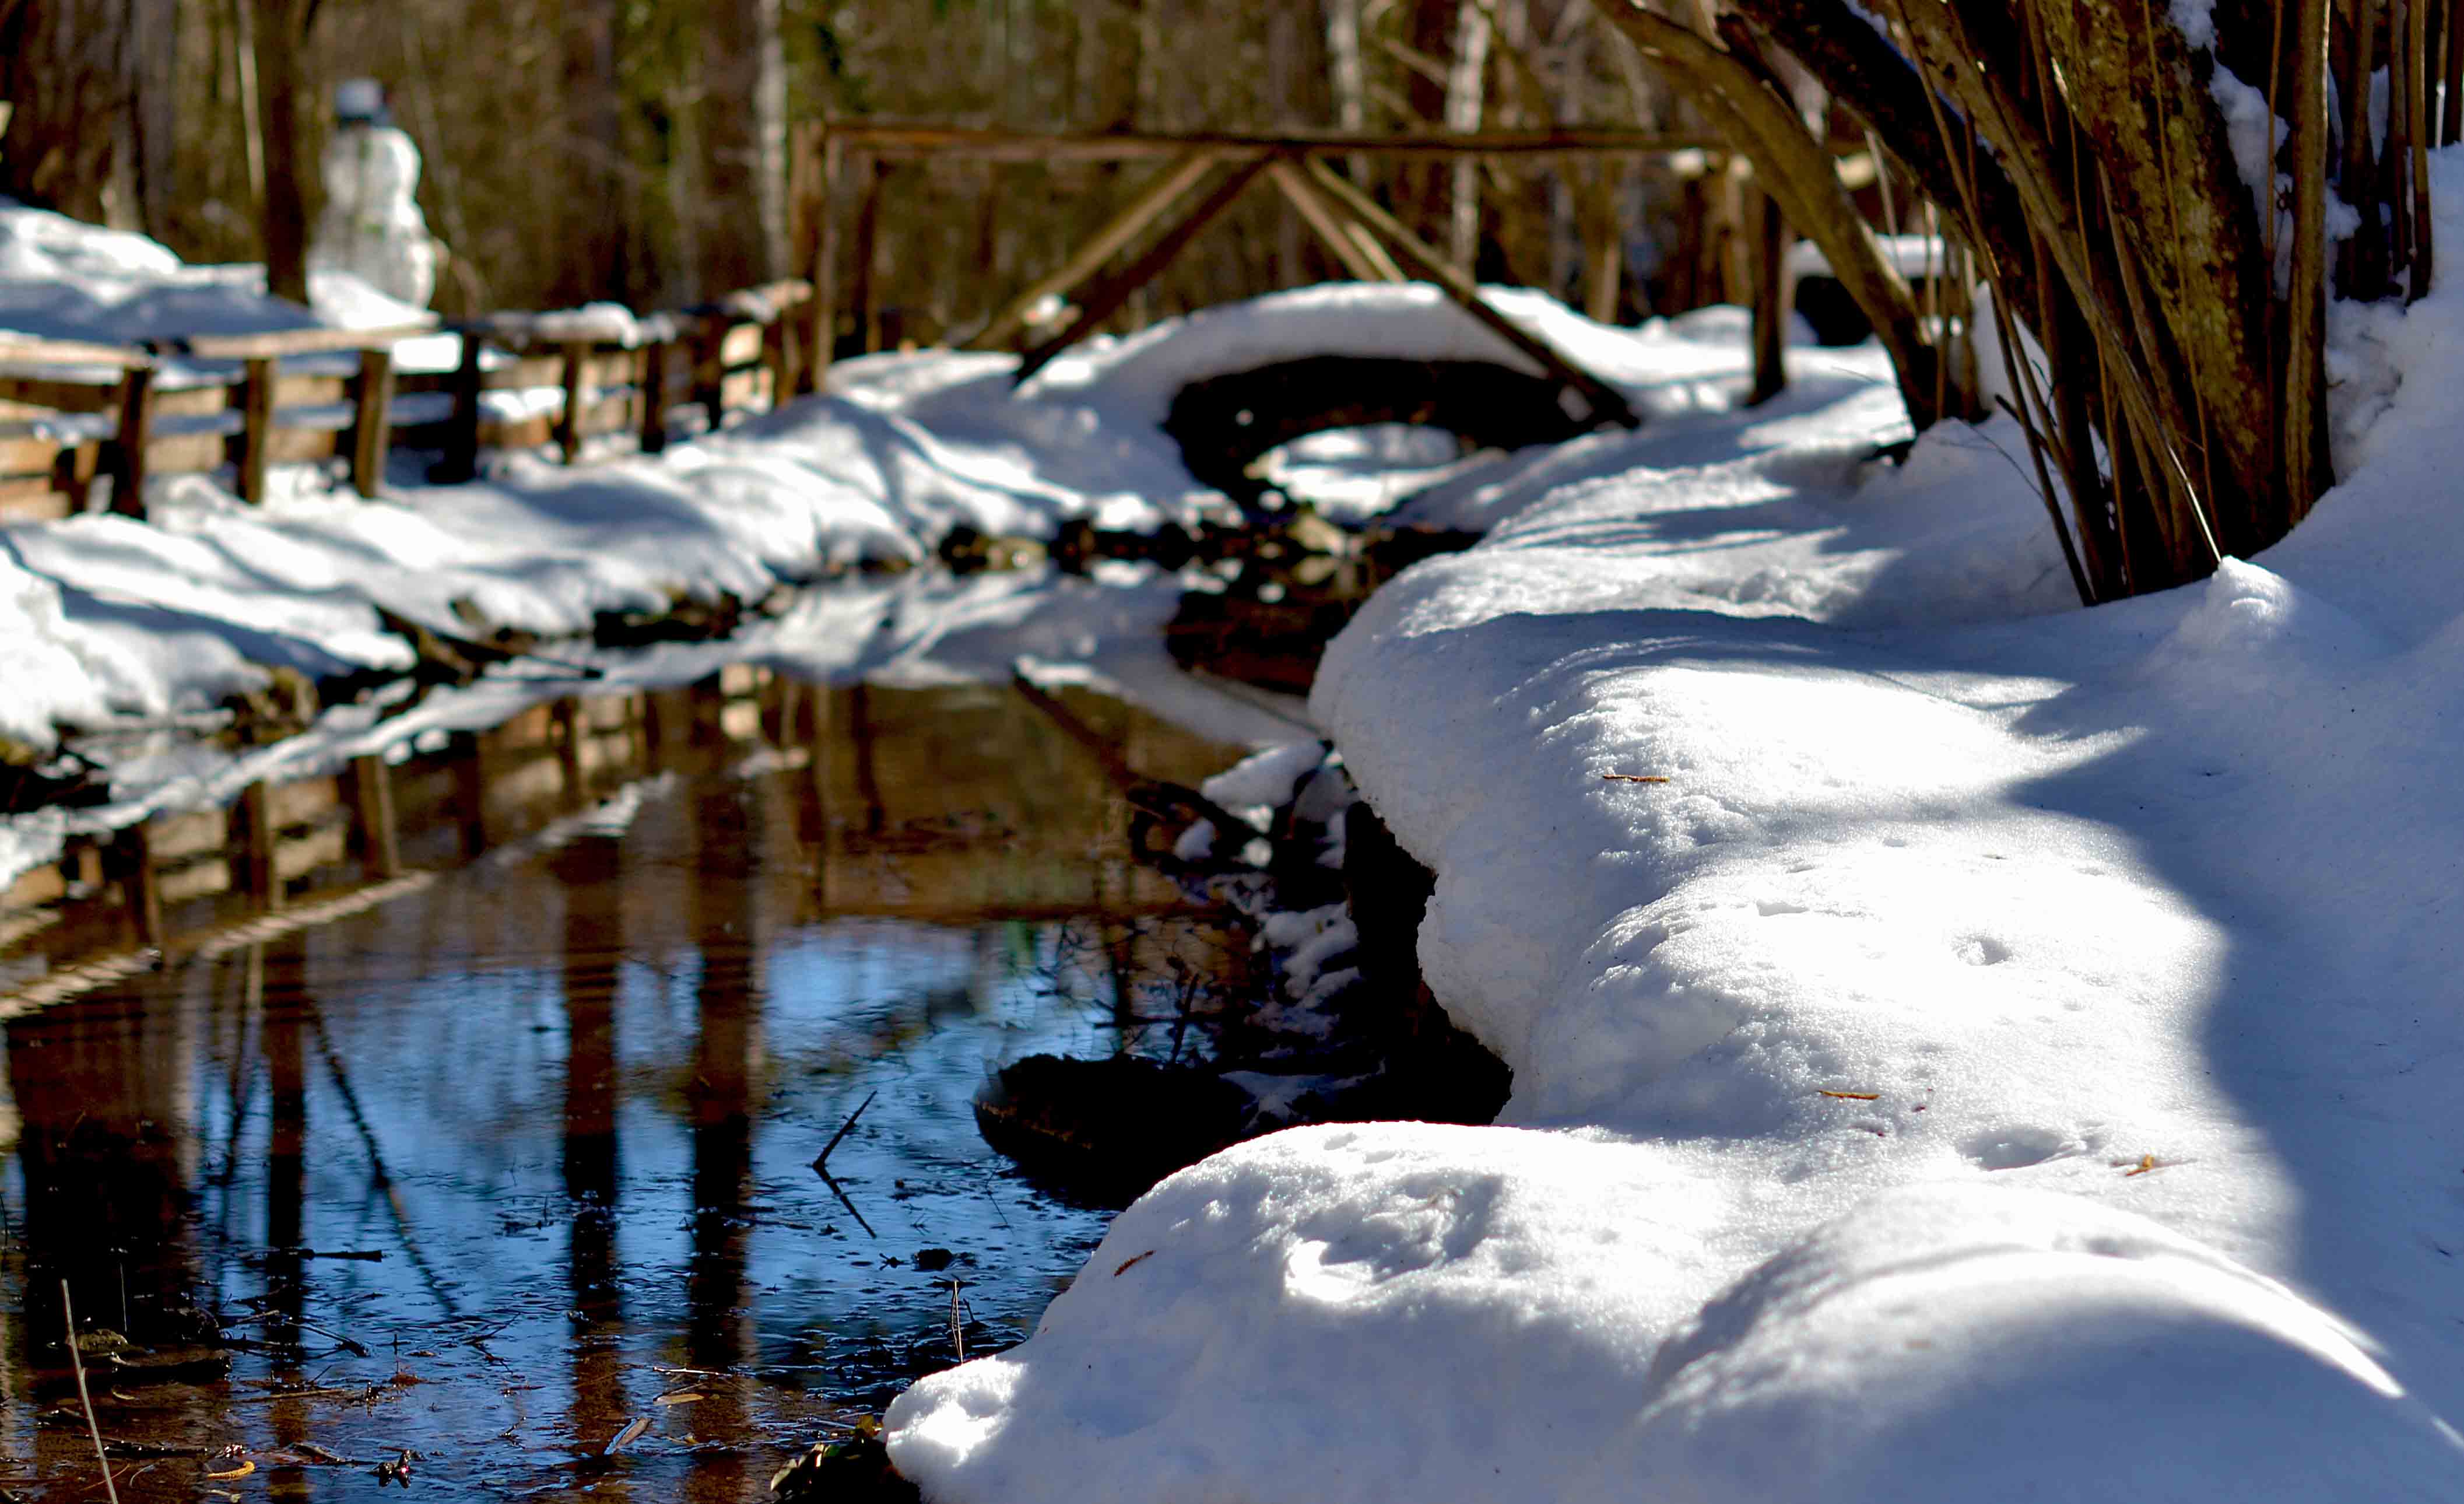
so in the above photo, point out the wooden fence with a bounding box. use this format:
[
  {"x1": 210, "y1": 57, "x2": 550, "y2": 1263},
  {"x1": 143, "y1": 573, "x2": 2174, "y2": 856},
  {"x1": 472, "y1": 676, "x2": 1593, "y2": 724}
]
[{"x1": 0, "y1": 279, "x2": 812, "y2": 524}]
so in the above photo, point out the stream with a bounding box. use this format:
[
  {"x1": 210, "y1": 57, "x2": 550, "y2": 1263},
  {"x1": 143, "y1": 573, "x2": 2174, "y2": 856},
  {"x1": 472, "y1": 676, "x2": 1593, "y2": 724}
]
[{"x1": 0, "y1": 647, "x2": 1279, "y2": 1501}]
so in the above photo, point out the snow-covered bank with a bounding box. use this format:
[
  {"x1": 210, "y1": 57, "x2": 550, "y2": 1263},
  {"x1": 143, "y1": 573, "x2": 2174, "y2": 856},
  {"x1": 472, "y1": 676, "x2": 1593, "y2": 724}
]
[
  {"x1": 5, "y1": 212, "x2": 1805, "y2": 892},
  {"x1": 885, "y1": 162, "x2": 2464, "y2": 1500},
  {"x1": 0, "y1": 562, "x2": 1310, "y2": 894}
]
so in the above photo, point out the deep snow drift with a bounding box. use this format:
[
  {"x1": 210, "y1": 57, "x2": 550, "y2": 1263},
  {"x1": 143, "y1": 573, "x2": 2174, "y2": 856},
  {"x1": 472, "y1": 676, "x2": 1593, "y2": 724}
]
[{"x1": 884, "y1": 163, "x2": 2464, "y2": 1501}]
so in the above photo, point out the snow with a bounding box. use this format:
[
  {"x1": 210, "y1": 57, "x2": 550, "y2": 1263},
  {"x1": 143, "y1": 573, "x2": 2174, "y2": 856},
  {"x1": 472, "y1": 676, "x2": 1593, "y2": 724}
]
[
  {"x1": 884, "y1": 148, "x2": 2464, "y2": 1502},
  {"x1": 16, "y1": 168, "x2": 2464, "y2": 1499},
  {"x1": 1023, "y1": 281, "x2": 1811, "y2": 433},
  {"x1": 890, "y1": 1127, "x2": 2464, "y2": 1504},
  {"x1": 1256, "y1": 425, "x2": 1472, "y2": 524},
  {"x1": 1, "y1": 198, "x2": 452, "y2": 378},
  {"x1": 518, "y1": 301, "x2": 647, "y2": 345},
  {"x1": 1782, "y1": 231, "x2": 1949, "y2": 283},
  {"x1": 2, "y1": 243, "x2": 1833, "y2": 774}
]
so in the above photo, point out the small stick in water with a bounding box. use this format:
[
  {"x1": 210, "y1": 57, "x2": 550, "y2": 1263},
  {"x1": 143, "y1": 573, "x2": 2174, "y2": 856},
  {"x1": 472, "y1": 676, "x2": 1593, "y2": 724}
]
[
  {"x1": 812, "y1": 1089, "x2": 878, "y2": 1172},
  {"x1": 63, "y1": 1281, "x2": 123, "y2": 1504},
  {"x1": 949, "y1": 1278, "x2": 966, "y2": 1365}
]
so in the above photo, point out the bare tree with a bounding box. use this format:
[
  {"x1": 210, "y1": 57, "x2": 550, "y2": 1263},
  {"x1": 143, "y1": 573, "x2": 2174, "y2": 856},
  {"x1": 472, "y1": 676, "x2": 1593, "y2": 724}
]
[
  {"x1": 554, "y1": 0, "x2": 627, "y2": 304},
  {"x1": 249, "y1": 0, "x2": 310, "y2": 303},
  {"x1": 0, "y1": 0, "x2": 143, "y2": 224},
  {"x1": 696, "y1": 0, "x2": 787, "y2": 294}
]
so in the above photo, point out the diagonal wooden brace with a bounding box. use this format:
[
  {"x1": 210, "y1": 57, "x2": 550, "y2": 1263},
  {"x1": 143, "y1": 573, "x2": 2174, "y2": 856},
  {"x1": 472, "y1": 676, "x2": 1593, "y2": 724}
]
[
  {"x1": 970, "y1": 151, "x2": 1223, "y2": 352},
  {"x1": 1265, "y1": 159, "x2": 1405, "y2": 282},
  {"x1": 1301, "y1": 156, "x2": 1638, "y2": 427},
  {"x1": 1014, "y1": 155, "x2": 1277, "y2": 384}
]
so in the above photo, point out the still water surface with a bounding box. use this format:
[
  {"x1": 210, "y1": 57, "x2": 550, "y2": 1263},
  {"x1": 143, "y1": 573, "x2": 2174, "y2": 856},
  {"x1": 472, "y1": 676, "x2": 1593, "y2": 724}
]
[{"x1": 1, "y1": 676, "x2": 1252, "y2": 1499}]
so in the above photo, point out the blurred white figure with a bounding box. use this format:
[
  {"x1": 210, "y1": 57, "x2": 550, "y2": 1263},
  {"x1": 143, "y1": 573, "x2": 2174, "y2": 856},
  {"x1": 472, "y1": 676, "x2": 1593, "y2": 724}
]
[{"x1": 307, "y1": 78, "x2": 437, "y2": 308}]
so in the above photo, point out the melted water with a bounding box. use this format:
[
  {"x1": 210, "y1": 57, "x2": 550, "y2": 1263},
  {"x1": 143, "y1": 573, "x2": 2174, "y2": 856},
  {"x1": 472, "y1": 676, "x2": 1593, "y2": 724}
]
[{"x1": 0, "y1": 678, "x2": 1251, "y2": 1499}]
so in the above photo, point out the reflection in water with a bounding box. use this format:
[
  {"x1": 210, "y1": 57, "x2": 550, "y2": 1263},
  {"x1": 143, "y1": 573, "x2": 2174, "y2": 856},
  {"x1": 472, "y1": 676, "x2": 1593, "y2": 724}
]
[
  {"x1": 554, "y1": 831, "x2": 626, "y2": 1487},
  {"x1": 0, "y1": 678, "x2": 1252, "y2": 1501},
  {"x1": 689, "y1": 778, "x2": 760, "y2": 1503}
]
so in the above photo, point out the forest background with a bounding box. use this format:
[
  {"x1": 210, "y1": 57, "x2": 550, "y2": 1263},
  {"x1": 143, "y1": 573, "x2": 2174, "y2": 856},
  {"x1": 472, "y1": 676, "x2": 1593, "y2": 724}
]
[
  {"x1": 0, "y1": 0, "x2": 1702, "y2": 342},
  {"x1": 10, "y1": 0, "x2": 2447, "y2": 604}
]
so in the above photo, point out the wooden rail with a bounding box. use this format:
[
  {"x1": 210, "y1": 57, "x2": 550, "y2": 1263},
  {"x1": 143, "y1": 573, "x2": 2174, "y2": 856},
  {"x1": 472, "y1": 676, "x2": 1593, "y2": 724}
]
[
  {"x1": 815, "y1": 123, "x2": 1712, "y2": 163},
  {"x1": 791, "y1": 120, "x2": 1686, "y2": 417},
  {"x1": 0, "y1": 283, "x2": 812, "y2": 522}
]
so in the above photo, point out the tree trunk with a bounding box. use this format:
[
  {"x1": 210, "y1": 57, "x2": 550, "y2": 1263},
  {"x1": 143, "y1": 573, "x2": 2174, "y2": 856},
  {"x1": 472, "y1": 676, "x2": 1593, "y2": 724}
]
[
  {"x1": 1326, "y1": 0, "x2": 1366, "y2": 130},
  {"x1": 1401, "y1": 0, "x2": 1458, "y2": 239},
  {"x1": 1270, "y1": 8, "x2": 1306, "y2": 285},
  {"x1": 557, "y1": 0, "x2": 627, "y2": 304},
  {"x1": 128, "y1": 0, "x2": 180, "y2": 234},
  {"x1": 698, "y1": 0, "x2": 787, "y2": 293},
  {"x1": 249, "y1": 0, "x2": 310, "y2": 306},
  {"x1": 0, "y1": 0, "x2": 136, "y2": 222},
  {"x1": 1444, "y1": 0, "x2": 1493, "y2": 269}
]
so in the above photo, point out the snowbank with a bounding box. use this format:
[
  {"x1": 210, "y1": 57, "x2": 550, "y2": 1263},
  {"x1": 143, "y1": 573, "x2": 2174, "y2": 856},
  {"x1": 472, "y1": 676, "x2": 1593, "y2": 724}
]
[
  {"x1": 1023, "y1": 281, "x2": 1861, "y2": 434},
  {"x1": 3, "y1": 222, "x2": 1801, "y2": 774},
  {"x1": 0, "y1": 199, "x2": 447, "y2": 373},
  {"x1": 886, "y1": 152, "x2": 2464, "y2": 1499},
  {"x1": 891, "y1": 1126, "x2": 2463, "y2": 1503},
  {"x1": 2, "y1": 561, "x2": 1305, "y2": 900}
]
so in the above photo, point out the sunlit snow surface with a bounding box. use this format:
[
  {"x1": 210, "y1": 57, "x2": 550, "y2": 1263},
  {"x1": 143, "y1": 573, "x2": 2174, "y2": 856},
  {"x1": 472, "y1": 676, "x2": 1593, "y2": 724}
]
[
  {"x1": 887, "y1": 156, "x2": 2464, "y2": 1501},
  {"x1": 13, "y1": 180, "x2": 2464, "y2": 1500}
]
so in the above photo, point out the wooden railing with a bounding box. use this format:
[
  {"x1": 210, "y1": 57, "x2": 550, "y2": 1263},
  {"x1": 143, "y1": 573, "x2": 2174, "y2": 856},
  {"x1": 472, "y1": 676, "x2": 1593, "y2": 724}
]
[
  {"x1": 420, "y1": 278, "x2": 812, "y2": 481},
  {"x1": 0, "y1": 280, "x2": 812, "y2": 523}
]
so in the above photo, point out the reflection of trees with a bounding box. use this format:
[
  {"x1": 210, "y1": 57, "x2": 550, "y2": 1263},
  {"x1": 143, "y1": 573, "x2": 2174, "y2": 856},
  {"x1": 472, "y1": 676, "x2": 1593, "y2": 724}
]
[
  {"x1": 686, "y1": 780, "x2": 761, "y2": 1500},
  {"x1": 550, "y1": 833, "x2": 627, "y2": 1453},
  {"x1": 6, "y1": 956, "x2": 198, "y2": 1358},
  {"x1": 258, "y1": 938, "x2": 313, "y2": 1456}
]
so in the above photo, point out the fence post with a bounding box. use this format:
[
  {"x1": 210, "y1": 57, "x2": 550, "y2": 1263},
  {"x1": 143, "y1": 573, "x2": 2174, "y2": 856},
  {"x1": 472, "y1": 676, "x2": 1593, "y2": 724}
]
[
  {"x1": 697, "y1": 321, "x2": 729, "y2": 434},
  {"x1": 557, "y1": 339, "x2": 591, "y2": 464},
  {"x1": 237, "y1": 779, "x2": 279, "y2": 904},
  {"x1": 850, "y1": 155, "x2": 884, "y2": 354},
  {"x1": 639, "y1": 339, "x2": 672, "y2": 453},
  {"x1": 52, "y1": 439, "x2": 100, "y2": 514},
  {"x1": 552, "y1": 696, "x2": 584, "y2": 798},
  {"x1": 451, "y1": 731, "x2": 487, "y2": 858},
  {"x1": 108, "y1": 824, "x2": 163, "y2": 947},
  {"x1": 348, "y1": 754, "x2": 401, "y2": 879},
  {"x1": 763, "y1": 310, "x2": 792, "y2": 412},
  {"x1": 237, "y1": 356, "x2": 276, "y2": 503},
  {"x1": 350, "y1": 346, "x2": 395, "y2": 497},
  {"x1": 105, "y1": 364, "x2": 155, "y2": 519},
  {"x1": 439, "y1": 328, "x2": 486, "y2": 482}
]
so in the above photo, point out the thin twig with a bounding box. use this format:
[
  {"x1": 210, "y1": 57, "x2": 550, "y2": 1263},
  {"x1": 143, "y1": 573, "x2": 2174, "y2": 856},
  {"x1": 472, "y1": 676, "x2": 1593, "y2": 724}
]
[
  {"x1": 63, "y1": 1281, "x2": 123, "y2": 1504},
  {"x1": 816, "y1": 1169, "x2": 877, "y2": 1239},
  {"x1": 813, "y1": 1089, "x2": 878, "y2": 1172}
]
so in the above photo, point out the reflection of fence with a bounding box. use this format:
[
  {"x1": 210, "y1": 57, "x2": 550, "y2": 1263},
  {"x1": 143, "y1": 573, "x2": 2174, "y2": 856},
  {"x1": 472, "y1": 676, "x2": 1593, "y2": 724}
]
[
  {"x1": 0, "y1": 279, "x2": 812, "y2": 524},
  {"x1": 0, "y1": 668, "x2": 777, "y2": 984},
  {"x1": 0, "y1": 669, "x2": 1235, "y2": 1011}
]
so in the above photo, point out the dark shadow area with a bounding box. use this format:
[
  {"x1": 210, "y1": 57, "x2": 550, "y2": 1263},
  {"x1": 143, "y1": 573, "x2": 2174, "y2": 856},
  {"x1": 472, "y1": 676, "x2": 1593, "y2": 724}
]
[{"x1": 1164, "y1": 356, "x2": 1595, "y2": 514}]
